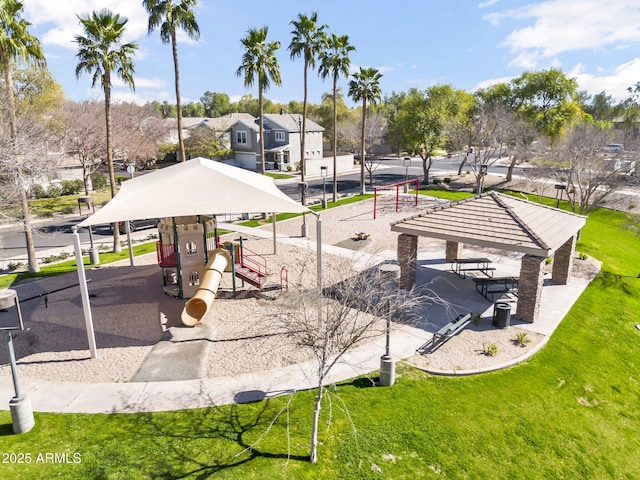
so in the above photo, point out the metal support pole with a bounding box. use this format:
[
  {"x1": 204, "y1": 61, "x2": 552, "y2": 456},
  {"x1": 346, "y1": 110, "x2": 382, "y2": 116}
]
[
  {"x1": 126, "y1": 221, "x2": 134, "y2": 267},
  {"x1": 5, "y1": 332, "x2": 21, "y2": 399},
  {"x1": 72, "y1": 226, "x2": 97, "y2": 359},
  {"x1": 315, "y1": 214, "x2": 322, "y2": 295}
]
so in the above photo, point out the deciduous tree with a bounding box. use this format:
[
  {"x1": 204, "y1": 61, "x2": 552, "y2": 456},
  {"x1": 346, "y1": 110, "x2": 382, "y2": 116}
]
[{"x1": 0, "y1": 0, "x2": 47, "y2": 271}]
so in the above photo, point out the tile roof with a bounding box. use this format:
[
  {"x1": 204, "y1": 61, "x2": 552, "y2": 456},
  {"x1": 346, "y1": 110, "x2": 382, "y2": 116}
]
[{"x1": 390, "y1": 192, "x2": 587, "y2": 257}]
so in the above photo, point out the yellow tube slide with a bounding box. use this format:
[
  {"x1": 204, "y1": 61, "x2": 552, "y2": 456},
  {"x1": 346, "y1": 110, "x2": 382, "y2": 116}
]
[{"x1": 181, "y1": 248, "x2": 231, "y2": 326}]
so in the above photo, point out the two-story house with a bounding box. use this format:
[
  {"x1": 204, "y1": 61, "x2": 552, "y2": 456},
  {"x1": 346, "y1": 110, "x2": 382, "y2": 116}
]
[{"x1": 231, "y1": 112, "x2": 325, "y2": 172}]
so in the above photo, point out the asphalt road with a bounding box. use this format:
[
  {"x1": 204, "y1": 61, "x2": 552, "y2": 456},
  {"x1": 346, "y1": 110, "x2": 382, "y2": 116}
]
[{"x1": 0, "y1": 154, "x2": 523, "y2": 264}]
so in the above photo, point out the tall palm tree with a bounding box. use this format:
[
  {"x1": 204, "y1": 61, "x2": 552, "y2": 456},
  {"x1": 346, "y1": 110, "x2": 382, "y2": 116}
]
[
  {"x1": 236, "y1": 27, "x2": 281, "y2": 175},
  {"x1": 75, "y1": 9, "x2": 137, "y2": 252},
  {"x1": 288, "y1": 12, "x2": 327, "y2": 189},
  {"x1": 143, "y1": 0, "x2": 200, "y2": 163},
  {"x1": 1, "y1": 0, "x2": 46, "y2": 272},
  {"x1": 348, "y1": 67, "x2": 382, "y2": 195},
  {"x1": 319, "y1": 34, "x2": 354, "y2": 202}
]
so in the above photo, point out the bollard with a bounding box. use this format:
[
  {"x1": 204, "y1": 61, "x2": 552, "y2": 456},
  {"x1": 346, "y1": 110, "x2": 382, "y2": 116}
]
[{"x1": 379, "y1": 355, "x2": 395, "y2": 386}]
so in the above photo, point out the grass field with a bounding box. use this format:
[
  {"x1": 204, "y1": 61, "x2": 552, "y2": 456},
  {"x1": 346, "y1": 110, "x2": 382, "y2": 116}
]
[{"x1": 0, "y1": 198, "x2": 639, "y2": 478}]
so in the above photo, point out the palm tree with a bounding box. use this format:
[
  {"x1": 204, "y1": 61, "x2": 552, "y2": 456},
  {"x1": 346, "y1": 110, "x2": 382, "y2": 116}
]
[
  {"x1": 319, "y1": 34, "x2": 354, "y2": 202},
  {"x1": 1, "y1": 0, "x2": 46, "y2": 272},
  {"x1": 236, "y1": 27, "x2": 281, "y2": 175},
  {"x1": 288, "y1": 12, "x2": 327, "y2": 188},
  {"x1": 75, "y1": 9, "x2": 137, "y2": 253},
  {"x1": 348, "y1": 67, "x2": 382, "y2": 195},
  {"x1": 143, "y1": 0, "x2": 200, "y2": 163}
]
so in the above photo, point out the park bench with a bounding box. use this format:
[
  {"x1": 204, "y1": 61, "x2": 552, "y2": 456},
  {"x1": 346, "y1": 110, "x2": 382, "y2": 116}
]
[
  {"x1": 473, "y1": 276, "x2": 519, "y2": 301},
  {"x1": 451, "y1": 257, "x2": 496, "y2": 278},
  {"x1": 417, "y1": 313, "x2": 473, "y2": 354}
]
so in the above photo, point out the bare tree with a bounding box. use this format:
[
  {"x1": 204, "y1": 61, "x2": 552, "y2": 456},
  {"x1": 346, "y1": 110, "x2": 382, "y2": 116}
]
[
  {"x1": 551, "y1": 122, "x2": 626, "y2": 214},
  {"x1": 63, "y1": 100, "x2": 106, "y2": 194},
  {"x1": 267, "y1": 258, "x2": 422, "y2": 464},
  {"x1": 111, "y1": 102, "x2": 168, "y2": 169},
  {"x1": 339, "y1": 111, "x2": 387, "y2": 186},
  {"x1": 462, "y1": 102, "x2": 514, "y2": 193},
  {"x1": 0, "y1": 108, "x2": 56, "y2": 230}
]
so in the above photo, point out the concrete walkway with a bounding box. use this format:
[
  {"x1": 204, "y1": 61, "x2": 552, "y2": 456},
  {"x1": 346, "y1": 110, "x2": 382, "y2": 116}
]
[{"x1": 0, "y1": 222, "x2": 592, "y2": 414}]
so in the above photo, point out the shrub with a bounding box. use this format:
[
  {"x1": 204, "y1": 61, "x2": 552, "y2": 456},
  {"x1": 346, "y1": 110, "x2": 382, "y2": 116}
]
[
  {"x1": 46, "y1": 183, "x2": 62, "y2": 198},
  {"x1": 60, "y1": 179, "x2": 84, "y2": 196},
  {"x1": 6, "y1": 261, "x2": 25, "y2": 272},
  {"x1": 444, "y1": 177, "x2": 451, "y2": 184},
  {"x1": 514, "y1": 332, "x2": 531, "y2": 347},
  {"x1": 432, "y1": 178, "x2": 441, "y2": 185},
  {"x1": 29, "y1": 184, "x2": 47, "y2": 199},
  {"x1": 473, "y1": 313, "x2": 482, "y2": 325},
  {"x1": 482, "y1": 342, "x2": 498, "y2": 356},
  {"x1": 91, "y1": 173, "x2": 107, "y2": 190}
]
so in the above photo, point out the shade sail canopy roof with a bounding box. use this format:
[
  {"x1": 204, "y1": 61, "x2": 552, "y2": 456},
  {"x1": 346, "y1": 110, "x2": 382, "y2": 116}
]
[
  {"x1": 78, "y1": 157, "x2": 309, "y2": 227},
  {"x1": 391, "y1": 192, "x2": 587, "y2": 257}
]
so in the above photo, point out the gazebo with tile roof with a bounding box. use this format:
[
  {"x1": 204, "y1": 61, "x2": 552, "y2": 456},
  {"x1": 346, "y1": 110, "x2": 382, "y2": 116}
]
[{"x1": 390, "y1": 192, "x2": 587, "y2": 323}]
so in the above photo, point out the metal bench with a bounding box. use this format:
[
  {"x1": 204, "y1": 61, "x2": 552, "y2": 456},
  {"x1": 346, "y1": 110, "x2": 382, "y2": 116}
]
[{"x1": 417, "y1": 313, "x2": 472, "y2": 354}]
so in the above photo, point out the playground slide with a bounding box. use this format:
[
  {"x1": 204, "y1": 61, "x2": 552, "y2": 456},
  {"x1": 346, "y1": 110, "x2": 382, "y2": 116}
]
[{"x1": 181, "y1": 248, "x2": 231, "y2": 327}]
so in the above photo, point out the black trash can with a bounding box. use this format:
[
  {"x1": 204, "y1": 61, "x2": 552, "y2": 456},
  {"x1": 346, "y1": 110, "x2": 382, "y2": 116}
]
[{"x1": 492, "y1": 303, "x2": 511, "y2": 329}]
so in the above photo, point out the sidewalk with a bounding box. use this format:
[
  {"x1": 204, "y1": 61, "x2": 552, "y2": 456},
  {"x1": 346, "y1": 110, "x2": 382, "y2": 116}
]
[{"x1": 0, "y1": 220, "x2": 591, "y2": 414}]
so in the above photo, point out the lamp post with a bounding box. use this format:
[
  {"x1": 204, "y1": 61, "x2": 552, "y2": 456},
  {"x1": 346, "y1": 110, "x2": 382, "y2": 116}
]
[
  {"x1": 403, "y1": 157, "x2": 411, "y2": 193},
  {"x1": 320, "y1": 166, "x2": 327, "y2": 209}
]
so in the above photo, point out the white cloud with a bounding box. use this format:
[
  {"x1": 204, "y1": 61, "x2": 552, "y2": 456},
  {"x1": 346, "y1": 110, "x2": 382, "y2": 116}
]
[
  {"x1": 478, "y1": 0, "x2": 500, "y2": 9},
  {"x1": 488, "y1": 0, "x2": 640, "y2": 67},
  {"x1": 473, "y1": 76, "x2": 514, "y2": 92},
  {"x1": 570, "y1": 58, "x2": 640, "y2": 101},
  {"x1": 24, "y1": 1, "x2": 152, "y2": 50}
]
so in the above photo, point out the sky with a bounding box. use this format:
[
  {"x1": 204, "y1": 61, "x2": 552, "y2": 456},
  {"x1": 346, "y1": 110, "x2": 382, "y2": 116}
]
[{"x1": 19, "y1": 0, "x2": 640, "y2": 109}]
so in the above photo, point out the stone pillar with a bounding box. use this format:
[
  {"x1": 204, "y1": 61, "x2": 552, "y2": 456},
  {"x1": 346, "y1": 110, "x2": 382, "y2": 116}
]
[
  {"x1": 445, "y1": 241, "x2": 462, "y2": 262},
  {"x1": 517, "y1": 254, "x2": 545, "y2": 323},
  {"x1": 397, "y1": 234, "x2": 418, "y2": 290},
  {"x1": 552, "y1": 235, "x2": 576, "y2": 285}
]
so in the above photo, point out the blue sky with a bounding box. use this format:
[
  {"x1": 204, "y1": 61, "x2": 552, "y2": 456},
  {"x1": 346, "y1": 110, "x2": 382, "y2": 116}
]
[{"x1": 21, "y1": 0, "x2": 640, "y2": 108}]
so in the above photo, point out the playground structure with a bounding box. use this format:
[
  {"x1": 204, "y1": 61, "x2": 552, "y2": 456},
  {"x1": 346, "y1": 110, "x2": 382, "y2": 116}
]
[
  {"x1": 181, "y1": 248, "x2": 231, "y2": 326},
  {"x1": 373, "y1": 178, "x2": 420, "y2": 219},
  {"x1": 155, "y1": 215, "x2": 286, "y2": 326}
]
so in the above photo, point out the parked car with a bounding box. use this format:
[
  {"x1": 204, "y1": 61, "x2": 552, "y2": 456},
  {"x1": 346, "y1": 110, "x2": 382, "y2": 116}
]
[
  {"x1": 116, "y1": 218, "x2": 158, "y2": 234},
  {"x1": 603, "y1": 143, "x2": 624, "y2": 152}
]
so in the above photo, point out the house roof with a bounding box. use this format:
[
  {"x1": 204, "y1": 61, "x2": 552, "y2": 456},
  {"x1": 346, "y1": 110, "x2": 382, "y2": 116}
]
[
  {"x1": 175, "y1": 113, "x2": 256, "y2": 131},
  {"x1": 230, "y1": 113, "x2": 324, "y2": 133},
  {"x1": 390, "y1": 192, "x2": 587, "y2": 257},
  {"x1": 263, "y1": 113, "x2": 324, "y2": 132}
]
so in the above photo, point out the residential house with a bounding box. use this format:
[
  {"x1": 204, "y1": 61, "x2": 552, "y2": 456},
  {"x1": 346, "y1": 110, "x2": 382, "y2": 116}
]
[
  {"x1": 231, "y1": 112, "x2": 325, "y2": 172},
  {"x1": 165, "y1": 113, "x2": 255, "y2": 157}
]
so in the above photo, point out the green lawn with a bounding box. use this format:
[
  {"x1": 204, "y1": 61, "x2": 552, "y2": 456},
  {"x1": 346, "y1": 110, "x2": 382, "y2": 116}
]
[{"x1": 1, "y1": 203, "x2": 639, "y2": 478}]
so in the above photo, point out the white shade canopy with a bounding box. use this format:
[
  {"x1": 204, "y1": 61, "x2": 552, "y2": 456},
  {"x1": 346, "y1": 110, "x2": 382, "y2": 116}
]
[{"x1": 78, "y1": 157, "x2": 309, "y2": 227}]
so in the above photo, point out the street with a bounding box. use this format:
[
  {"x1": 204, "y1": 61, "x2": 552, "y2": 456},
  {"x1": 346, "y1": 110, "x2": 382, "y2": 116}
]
[{"x1": 0, "y1": 153, "x2": 524, "y2": 266}]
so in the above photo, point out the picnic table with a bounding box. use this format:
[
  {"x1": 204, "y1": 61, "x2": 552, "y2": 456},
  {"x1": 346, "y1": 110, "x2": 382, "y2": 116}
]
[
  {"x1": 451, "y1": 257, "x2": 495, "y2": 278},
  {"x1": 473, "y1": 276, "x2": 519, "y2": 301}
]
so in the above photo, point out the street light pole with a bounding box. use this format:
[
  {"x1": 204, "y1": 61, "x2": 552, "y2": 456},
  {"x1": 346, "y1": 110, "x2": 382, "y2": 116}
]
[{"x1": 321, "y1": 166, "x2": 327, "y2": 209}]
